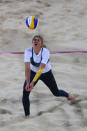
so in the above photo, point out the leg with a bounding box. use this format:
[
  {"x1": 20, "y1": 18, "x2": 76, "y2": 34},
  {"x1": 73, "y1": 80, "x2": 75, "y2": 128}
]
[
  {"x1": 40, "y1": 70, "x2": 69, "y2": 98},
  {"x1": 22, "y1": 81, "x2": 30, "y2": 116},
  {"x1": 22, "y1": 70, "x2": 38, "y2": 116}
]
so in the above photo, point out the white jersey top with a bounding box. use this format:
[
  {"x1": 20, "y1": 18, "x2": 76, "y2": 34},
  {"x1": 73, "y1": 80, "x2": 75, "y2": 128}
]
[{"x1": 24, "y1": 47, "x2": 51, "y2": 73}]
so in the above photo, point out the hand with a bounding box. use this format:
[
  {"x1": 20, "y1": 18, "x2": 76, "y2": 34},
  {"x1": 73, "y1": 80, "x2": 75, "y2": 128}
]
[
  {"x1": 25, "y1": 81, "x2": 34, "y2": 92},
  {"x1": 25, "y1": 83, "x2": 30, "y2": 92},
  {"x1": 29, "y1": 82, "x2": 34, "y2": 91}
]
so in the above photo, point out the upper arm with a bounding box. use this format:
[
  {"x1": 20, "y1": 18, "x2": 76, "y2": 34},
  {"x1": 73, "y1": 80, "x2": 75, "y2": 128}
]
[
  {"x1": 24, "y1": 49, "x2": 31, "y2": 70},
  {"x1": 41, "y1": 48, "x2": 50, "y2": 65},
  {"x1": 24, "y1": 48, "x2": 32, "y2": 63},
  {"x1": 25, "y1": 62, "x2": 30, "y2": 70},
  {"x1": 40, "y1": 48, "x2": 50, "y2": 69}
]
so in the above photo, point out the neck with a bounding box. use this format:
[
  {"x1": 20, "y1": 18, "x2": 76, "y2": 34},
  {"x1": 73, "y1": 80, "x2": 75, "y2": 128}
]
[{"x1": 33, "y1": 47, "x2": 42, "y2": 55}]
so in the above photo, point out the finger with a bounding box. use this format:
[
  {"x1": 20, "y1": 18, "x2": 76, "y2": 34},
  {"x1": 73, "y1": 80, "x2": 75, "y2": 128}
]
[
  {"x1": 25, "y1": 86, "x2": 29, "y2": 91},
  {"x1": 28, "y1": 87, "x2": 33, "y2": 91}
]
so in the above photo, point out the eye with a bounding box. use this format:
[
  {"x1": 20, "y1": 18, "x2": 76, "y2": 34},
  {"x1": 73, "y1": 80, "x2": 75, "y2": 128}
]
[{"x1": 33, "y1": 39, "x2": 40, "y2": 42}]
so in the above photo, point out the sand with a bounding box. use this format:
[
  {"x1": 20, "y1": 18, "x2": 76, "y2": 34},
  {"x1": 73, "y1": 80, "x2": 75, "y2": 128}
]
[{"x1": 0, "y1": 0, "x2": 87, "y2": 131}]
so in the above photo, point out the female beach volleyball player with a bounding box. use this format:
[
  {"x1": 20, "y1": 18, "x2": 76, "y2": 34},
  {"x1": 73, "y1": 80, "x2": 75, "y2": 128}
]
[{"x1": 22, "y1": 35, "x2": 74, "y2": 117}]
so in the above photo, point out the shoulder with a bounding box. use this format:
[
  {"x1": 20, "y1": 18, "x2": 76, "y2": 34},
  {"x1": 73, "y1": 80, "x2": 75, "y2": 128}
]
[
  {"x1": 25, "y1": 47, "x2": 32, "y2": 54},
  {"x1": 25, "y1": 47, "x2": 32, "y2": 52},
  {"x1": 24, "y1": 47, "x2": 32, "y2": 61},
  {"x1": 42, "y1": 48, "x2": 50, "y2": 58},
  {"x1": 42, "y1": 48, "x2": 50, "y2": 54}
]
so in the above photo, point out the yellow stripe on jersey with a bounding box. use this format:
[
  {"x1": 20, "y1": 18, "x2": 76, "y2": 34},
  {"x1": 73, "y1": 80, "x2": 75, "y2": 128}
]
[{"x1": 33, "y1": 68, "x2": 44, "y2": 83}]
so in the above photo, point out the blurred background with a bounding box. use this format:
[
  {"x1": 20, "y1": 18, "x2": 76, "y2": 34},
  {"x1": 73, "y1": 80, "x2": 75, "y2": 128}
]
[{"x1": 0, "y1": 0, "x2": 87, "y2": 131}]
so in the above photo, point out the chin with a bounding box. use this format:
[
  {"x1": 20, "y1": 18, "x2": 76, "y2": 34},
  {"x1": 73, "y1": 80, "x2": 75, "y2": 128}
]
[{"x1": 34, "y1": 45, "x2": 38, "y2": 48}]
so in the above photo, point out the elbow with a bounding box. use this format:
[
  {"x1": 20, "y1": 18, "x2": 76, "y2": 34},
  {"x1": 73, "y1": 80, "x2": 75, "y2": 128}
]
[{"x1": 40, "y1": 63, "x2": 46, "y2": 69}]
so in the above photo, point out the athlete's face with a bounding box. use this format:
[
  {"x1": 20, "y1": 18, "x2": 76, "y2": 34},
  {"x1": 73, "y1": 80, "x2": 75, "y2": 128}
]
[{"x1": 32, "y1": 37, "x2": 42, "y2": 48}]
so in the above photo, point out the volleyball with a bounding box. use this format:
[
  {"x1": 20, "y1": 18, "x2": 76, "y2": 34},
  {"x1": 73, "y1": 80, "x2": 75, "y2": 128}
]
[{"x1": 26, "y1": 16, "x2": 38, "y2": 30}]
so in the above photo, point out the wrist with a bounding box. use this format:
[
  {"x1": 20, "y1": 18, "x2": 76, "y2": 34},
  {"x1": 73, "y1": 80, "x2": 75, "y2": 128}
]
[
  {"x1": 32, "y1": 81, "x2": 34, "y2": 85},
  {"x1": 26, "y1": 80, "x2": 30, "y2": 85}
]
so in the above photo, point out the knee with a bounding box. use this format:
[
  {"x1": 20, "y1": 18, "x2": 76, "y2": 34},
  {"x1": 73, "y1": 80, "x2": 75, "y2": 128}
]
[{"x1": 22, "y1": 91, "x2": 29, "y2": 100}]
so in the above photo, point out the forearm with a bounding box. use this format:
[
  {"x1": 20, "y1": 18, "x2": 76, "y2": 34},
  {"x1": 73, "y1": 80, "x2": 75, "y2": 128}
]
[
  {"x1": 32, "y1": 68, "x2": 44, "y2": 83},
  {"x1": 32, "y1": 63, "x2": 45, "y2": 83},
  {"x1": 25, "y1": 68, "x2": 30, "y2": 84},
  {"x1": 25, "y1": 62, "x2": 30, "y2": 84}
]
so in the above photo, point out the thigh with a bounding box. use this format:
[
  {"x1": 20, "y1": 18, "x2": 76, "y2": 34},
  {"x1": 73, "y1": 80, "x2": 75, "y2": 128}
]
[{"x1": 40, "y1": 70, "x2": 59, "y2": 95}]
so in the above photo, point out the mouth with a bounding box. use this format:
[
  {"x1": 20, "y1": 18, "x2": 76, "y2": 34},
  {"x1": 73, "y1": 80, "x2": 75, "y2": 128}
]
[{"x1": 35, "y1": 43, "x2": 38, "y2": 46}]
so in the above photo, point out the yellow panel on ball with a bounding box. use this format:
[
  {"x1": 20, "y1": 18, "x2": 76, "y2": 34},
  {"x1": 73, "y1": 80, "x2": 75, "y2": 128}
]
[{"x1": 26, "y1": 16, "x2": 38, "y2": 30}]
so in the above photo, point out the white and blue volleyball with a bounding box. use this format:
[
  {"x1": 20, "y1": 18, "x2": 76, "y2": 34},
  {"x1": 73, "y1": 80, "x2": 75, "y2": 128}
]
[{"x1": 26, "y1": 16, "x2": 38, "y2": 29}]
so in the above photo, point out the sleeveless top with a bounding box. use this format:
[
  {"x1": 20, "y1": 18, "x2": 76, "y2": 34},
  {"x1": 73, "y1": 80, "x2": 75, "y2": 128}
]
[
  {"x1": 30, "y1": 47, "x2": 49, "y2": 67},
  {"x1": 30, "y1": 47, "x2": 43, "y2": 67},
  {"x1": 24, "y1": 47, "x2": 51, "y2": 73}
]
